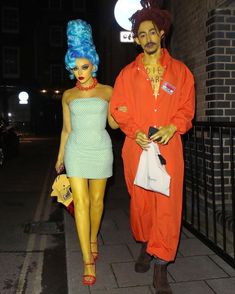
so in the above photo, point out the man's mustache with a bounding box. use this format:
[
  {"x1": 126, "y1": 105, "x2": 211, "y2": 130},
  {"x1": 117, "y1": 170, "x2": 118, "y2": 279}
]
[{"x1": 145, "y1": 42, "x2": 157, "y2": 48}]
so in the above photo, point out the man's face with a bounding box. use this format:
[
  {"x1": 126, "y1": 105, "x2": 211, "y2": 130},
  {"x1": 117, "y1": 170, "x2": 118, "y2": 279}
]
[{"x1": 135, "y1": 20, "x2": 164, "y2": 55}]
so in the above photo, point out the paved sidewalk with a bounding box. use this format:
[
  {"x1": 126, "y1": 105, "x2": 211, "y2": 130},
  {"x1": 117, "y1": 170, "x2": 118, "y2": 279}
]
[{"x1": 64, "y1": 136, "x2": 235, "y2": 294}]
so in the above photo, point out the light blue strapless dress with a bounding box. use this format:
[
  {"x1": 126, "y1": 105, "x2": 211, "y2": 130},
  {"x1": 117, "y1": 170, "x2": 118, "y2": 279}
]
[{"x1": 64, "y1": 97, "x2": 113, "y2": 178}]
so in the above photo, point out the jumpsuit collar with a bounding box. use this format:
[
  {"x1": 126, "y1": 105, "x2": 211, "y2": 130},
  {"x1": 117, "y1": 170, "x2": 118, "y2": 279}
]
[{"x1": 134, "y1": 48, "x2": 171, "y2": 71}]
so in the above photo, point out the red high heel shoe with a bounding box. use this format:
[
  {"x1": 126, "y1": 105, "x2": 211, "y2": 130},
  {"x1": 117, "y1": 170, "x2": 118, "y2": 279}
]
[
  {"x1": 83, "y1": 262, "x2": 96, "y2": 286},
  {"x1": 91, "y1": 241, "x2": 99, "y2": 261}
]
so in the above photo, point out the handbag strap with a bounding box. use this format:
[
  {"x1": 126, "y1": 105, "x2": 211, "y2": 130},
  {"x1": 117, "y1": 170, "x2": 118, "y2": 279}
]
[{"x1": 151, "y1": 142, "x2": 166, "y2": 165}]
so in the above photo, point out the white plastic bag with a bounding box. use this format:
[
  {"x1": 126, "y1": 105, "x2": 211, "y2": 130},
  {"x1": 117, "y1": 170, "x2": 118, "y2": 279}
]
[{"x1": 134, "y1": 142, "x2": 171, "y2": 196}]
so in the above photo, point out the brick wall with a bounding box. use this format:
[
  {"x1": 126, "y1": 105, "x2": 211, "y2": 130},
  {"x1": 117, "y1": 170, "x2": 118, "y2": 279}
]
[
  {"x1": 170, "y1": 0, "x2": 235, "y2": 121},
  {"x1": 206, "y1": 8, "x2": 235, "y2": 122},
  {"x1": 171, "y1": 1, "x2": 235, "y2": 230}
]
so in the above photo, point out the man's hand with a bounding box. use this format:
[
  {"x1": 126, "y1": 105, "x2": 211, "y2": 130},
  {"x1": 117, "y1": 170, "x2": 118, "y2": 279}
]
[
  {"x1": 135, "y1": 130, "x2": 150, "y2": 150},
  {"x1": 117, "y1": 106, "x2": 128, "y2": 112},
  {"x1": 150, "y1": 124, "x2": 177, "y2": 145}
]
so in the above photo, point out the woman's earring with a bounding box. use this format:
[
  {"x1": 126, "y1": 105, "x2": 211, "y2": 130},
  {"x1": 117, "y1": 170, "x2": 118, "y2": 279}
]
[
  {"x1": 70, "y1": 70, "x2": 75, "y2": 80},
  {"x1": 92, "y1": 65, "x2": 98, "y2": 77}
]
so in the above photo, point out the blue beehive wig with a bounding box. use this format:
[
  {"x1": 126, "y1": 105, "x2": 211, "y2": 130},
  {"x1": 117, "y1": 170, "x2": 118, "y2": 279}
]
[{"x1": 65, "y1": 19, "x2": 99, "y2": 79}]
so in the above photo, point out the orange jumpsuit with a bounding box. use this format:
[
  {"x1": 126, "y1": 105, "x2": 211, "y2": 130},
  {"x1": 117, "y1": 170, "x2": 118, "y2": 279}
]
[{"x1": 110, "y1": 49, "x2": 195, "y2": 262}]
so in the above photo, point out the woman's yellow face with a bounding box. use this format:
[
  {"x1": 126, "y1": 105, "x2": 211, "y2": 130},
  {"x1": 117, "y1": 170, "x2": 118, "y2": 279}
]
[{"x1": 72, "y1": 58, "x2": 94, "y2": 84}]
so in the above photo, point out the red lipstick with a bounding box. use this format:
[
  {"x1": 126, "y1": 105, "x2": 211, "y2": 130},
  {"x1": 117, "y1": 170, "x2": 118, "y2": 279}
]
[{"x1": 78, "y1": 77, "x2": 84, "y2": 80}]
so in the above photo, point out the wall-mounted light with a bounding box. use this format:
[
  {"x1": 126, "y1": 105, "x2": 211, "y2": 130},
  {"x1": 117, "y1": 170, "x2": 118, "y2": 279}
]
[
  {"x1": 18, "y1": 91, "x2": 29, "y2": 104},
  {"x1": 114, "y1": 0, "x2": 141, "y2": 31}
]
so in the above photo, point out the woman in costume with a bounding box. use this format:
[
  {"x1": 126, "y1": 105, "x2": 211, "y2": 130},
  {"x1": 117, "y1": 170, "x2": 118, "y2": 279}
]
[{"x1": 55, "y1": 19, "x2": 119, "y2": 286}]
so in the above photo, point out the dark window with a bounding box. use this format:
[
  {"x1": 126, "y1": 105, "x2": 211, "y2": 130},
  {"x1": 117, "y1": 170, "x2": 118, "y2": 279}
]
[
  {"x1": 1, "y1": 7, "x2": 19, "y2": 33},
  {"x1": 73, "y1": 0, "x2": 86, "y2": 12},
  {"x1": 2, "y1": 47, "x2": 20, "y2": 78},
  {"x1": 50, "y1": 26, "x2": 63, "y2": 47},
  {"x1": 50, "y1": 64, "x2": 63, "y2": 83},
  {"x1": 49, "y1": 0, "x2": 62, "y2": 9}
]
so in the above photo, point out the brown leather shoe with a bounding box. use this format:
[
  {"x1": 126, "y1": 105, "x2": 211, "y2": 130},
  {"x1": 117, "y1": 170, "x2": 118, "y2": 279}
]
[
  {"x1": 153, "y1": 264, "x2": 172, "y2": 294},
  {"x1": 135, "y1": 242, "x2": 153, "y2": 273}
]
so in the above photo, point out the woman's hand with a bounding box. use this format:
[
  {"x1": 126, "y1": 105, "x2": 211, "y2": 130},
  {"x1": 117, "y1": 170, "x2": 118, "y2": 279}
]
[
  {"x1": 55, "y1": 160, "x2": 64, "y2": 174},
  {"x1": 135, "y1": 130, "x2": 150, "y2": 150}
]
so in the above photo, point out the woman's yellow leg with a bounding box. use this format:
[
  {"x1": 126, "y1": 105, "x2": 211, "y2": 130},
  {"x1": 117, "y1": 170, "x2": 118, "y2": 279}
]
[
  {"x1": 89, "y1": 179, "x2": 107, "y2": 256},
  {"x1": 69, "y1": 177, "x2": 95, "y2": 280}
]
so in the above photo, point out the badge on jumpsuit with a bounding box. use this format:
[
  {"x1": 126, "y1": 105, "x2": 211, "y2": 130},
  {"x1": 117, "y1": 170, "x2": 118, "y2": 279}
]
[{"x1": 161, "y1": 81, "x2": 176, "y2": 95}]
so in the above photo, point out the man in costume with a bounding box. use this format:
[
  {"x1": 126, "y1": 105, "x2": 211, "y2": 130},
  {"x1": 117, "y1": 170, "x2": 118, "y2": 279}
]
[{"x1": 110, "y1": 1, "x2": 195, "y2": 293}]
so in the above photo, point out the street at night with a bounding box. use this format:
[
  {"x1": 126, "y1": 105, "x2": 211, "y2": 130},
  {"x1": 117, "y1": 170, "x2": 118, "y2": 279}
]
[
  {"x1": 0, "y1": 135, "x2": 235, "y2": 294},
  {"x1": 0, "y1": 136, "x2": 67, "y2": 293},
  {"x1": 1, "y1": 0, "x2": 235, "y2": 293}
]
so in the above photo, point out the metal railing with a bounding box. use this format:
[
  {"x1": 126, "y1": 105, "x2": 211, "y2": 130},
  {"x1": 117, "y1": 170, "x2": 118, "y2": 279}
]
[{"x1": 183, "y1": 122, "x2": 235, "y2": 268}]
